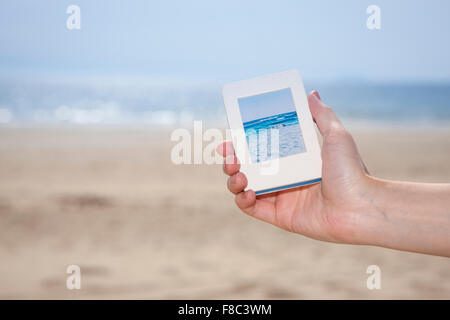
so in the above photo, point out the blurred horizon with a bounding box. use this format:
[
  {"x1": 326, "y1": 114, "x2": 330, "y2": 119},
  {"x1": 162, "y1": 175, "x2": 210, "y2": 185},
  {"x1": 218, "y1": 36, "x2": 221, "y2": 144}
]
[
  {"x1": 2, "y1": 76, "x2": 450, "y2": 126},
  {"x1": 1, "y1": 0, "x2": 450, "y2": 125}
]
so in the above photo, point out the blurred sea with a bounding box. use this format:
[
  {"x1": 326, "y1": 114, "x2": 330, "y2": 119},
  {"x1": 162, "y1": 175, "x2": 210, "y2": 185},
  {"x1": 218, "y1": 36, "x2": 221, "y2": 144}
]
[{"x1": 1, "y1": 77, "x2": 450, "y2": 127}]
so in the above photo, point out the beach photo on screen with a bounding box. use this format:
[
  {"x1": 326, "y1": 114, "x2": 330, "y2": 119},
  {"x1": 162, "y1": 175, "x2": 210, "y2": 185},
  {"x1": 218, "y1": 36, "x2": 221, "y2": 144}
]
[{"x1": 238, "y1": 88, "x2": 306, "y2": 163}]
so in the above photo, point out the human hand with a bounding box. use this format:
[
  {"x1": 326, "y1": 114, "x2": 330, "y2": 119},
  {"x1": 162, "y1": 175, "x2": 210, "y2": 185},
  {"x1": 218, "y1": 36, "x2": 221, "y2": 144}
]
[{"x1": 217, "y1": 91, "x2": 372, "y2": 244}]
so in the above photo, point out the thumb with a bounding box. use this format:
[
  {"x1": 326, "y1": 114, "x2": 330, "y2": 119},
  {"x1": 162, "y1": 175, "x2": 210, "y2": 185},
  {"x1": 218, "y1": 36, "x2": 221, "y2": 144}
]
[
  {"x1": 308, "y1": 90, "x2": 369, "y2": 175},
  {"x1": 307, "y1": 90, "x2": 344, "y2": 137}
]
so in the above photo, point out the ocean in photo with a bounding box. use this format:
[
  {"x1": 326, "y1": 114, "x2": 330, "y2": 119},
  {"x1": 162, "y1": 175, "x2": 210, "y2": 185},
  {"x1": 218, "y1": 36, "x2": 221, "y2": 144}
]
[{"x1": 243, "y1": 111, "x2": 306, "y2": 163}]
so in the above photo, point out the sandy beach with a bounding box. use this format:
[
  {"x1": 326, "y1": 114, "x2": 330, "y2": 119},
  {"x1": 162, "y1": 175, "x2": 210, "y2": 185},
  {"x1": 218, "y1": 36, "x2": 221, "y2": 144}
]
[{"x1": 0, "y1": 125, "x2": 449, "y2": 299}]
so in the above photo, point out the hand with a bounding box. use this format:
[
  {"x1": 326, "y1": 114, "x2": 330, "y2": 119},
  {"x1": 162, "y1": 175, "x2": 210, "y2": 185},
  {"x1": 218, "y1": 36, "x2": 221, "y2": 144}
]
[
  {"x1": 217, "y1": 91, "x2": 372, "y2": 244},
  {"x1": 217, "y1": 91, "x2": 450, "y2": 256}
]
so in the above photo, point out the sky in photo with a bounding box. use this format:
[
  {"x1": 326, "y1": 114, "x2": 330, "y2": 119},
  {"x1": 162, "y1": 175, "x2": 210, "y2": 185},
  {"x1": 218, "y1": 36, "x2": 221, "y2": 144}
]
[
  {"x1": 1, "y1": 0, "x2": 450, "y2": 83},
  {"x1": 238, "y1": 88, "x2": 295, "y2": 123}
]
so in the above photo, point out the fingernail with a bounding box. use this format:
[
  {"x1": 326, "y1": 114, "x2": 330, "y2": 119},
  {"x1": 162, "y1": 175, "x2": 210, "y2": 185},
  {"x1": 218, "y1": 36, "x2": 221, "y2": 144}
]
[{"x1": 311, "y1": 90, "x2": 321, "y2": 100}]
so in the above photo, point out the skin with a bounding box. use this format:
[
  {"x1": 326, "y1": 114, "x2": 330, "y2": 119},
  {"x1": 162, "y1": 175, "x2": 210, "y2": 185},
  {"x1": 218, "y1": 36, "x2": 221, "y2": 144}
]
[{"x1": 217, "y1": 91, "x2": 450, "y2": 257}]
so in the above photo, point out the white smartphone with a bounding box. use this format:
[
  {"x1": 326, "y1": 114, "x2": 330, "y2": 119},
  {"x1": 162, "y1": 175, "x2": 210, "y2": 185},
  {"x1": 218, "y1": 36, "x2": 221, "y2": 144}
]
[{"x1": 222, "y1": 70, "x2": 322, "y2": 195}]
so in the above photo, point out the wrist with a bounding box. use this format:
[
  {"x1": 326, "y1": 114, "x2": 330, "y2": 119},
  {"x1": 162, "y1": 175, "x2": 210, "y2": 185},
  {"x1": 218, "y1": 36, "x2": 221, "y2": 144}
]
[
  {"x1": 356, "y1": 176, "x2": 392, "y2": 246},
  {"x1": 336, "y1": 175, "x2": 392, "y2": 246},
  {"x1": 354, "y1": 177, "x2": 450, "y2": 256}
]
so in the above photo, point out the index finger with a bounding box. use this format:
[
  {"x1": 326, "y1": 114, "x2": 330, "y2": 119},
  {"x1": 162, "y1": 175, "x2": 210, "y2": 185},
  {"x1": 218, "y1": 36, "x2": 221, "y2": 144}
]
[{"x1": 216, "y1": 141, "x2": 235, "y2": 158}]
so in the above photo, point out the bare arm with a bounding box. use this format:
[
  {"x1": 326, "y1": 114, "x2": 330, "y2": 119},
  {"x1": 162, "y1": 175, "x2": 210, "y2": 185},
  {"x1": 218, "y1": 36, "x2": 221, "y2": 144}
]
[
  {"x1": 217, "y1": 91, "x2": 450, "y2": 257},
  {"x1": 356, "y1": 178, "x2": 450, "y2": 256}
]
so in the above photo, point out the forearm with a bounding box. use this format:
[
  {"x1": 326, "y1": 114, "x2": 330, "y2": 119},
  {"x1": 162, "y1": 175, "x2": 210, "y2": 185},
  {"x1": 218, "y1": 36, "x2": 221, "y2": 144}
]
[{"x1": 357, "y1": 177, "x2": 450, "y2": 256}]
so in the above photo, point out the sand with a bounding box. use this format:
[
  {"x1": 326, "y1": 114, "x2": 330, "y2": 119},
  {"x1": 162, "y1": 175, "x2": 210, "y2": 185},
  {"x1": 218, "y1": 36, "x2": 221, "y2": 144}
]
[{"x1": 0, "y1": 125, "x2": 449, "y2": 299}]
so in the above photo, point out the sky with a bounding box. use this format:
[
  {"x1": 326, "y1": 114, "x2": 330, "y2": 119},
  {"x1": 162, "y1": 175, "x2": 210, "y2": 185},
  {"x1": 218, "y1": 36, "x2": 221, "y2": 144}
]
[
  {"x1": 238, "y1": 88, "x2": 295, "y2": 123},
  {"x1": 1, "y1": 0, "x2": 450, "y2": 84}
]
